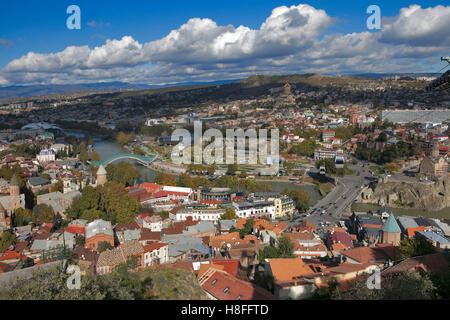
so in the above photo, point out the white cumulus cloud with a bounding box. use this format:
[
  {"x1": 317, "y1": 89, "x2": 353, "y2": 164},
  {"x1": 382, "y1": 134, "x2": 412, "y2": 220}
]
[{"x1": 0, "y1": 3, "x2": 449, "y2": 86}]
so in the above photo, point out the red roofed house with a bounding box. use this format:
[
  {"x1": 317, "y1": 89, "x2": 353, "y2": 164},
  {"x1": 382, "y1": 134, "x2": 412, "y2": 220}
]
[
  {"x1": 327, "y1": 229, "x2": 354, "y2": 249},
  {"x1": 65, "y1": 225, "x2": 85, "y2": 236},
  {"x1": 264, "y1": 258, "x2": 316, "y2": 299},
  {"x1": 142, "y1": 242, "x2": 169, "y2": 267},
  {"x1": 198, "y1": 266, "x2": 276, "y2": 300}
]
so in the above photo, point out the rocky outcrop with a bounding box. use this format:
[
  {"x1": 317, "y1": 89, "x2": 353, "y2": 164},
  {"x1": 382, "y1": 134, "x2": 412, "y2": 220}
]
[{"x1": 358, "y1": 177, "x2": 450, "y2": 211}]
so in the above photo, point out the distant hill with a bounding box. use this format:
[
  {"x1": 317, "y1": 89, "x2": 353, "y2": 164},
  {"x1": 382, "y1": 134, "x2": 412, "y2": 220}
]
[
  {"x1": 0, "y1": 79, "x2": 239, "y2": 100},
  {"x1": 0, "y1": 73, "x2": 428, "y2": 103}
]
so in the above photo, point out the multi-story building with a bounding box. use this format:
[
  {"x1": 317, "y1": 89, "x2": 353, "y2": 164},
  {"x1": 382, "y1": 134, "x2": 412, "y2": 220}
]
[
  {"x1": 196, "y1": 187, "x2": 236, "y2": 202},
  {"x1": 142, "y1": 242, "x2": 169, "y2": 267},
  {"x1": 313, "y1": 148, "x2": 344, "y2": 161},
  {"x1": 232, "y1": 200, "x2": 276, "y2": 220},
  {"x1": 85, "y1": 219, "x2": 114, "y2": 251},
  {"x1": 36, "y1": 149, "x2": 56, "y2": 164},
  {"x1": 251, "y1": 191, "x2": 295, "y2": 217},
  {"x1": 175, "y1": 205, "x2": 225, "y2": 222},
  {"x1": 143, "y1": 215, "x2": 163, "y2": 231}
]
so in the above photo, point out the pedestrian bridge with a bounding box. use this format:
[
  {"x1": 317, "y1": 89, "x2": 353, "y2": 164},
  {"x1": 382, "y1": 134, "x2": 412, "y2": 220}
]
[{"x1": 90, "y1": 153, "x2": 157, "y2": 167}]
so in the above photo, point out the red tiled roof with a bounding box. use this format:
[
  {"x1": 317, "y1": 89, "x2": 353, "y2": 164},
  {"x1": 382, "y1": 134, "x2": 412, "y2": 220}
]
[
  {"x1": 382, "y1": 253, "x2": 449, "y2": 275},
  {"x1": 65, "y1": 225, "x2": 86, "y2": 235},
  {"x1": 133, "y1": 182, "x2": 163, "y2": 194},
  {"x1": 140, "y1": 230, "x2": 162, "y2": 241},
  {"x1": 406, "y1": 226, "x2": 429, "y2": 238},
  {"x1": 283, "y1": 232, "x2": 315, "y2": 241},
  {"x1": 200, "y1": 268, "x2": 276, "y2": 300},
  {"x1": 266, "y1": 258, "x2": 314, "y2": 282},
  {"x1": 342, "y1": 245, "x2": 399, "y2": 264},
  {"x1": 210, "y1": 259, "x2": 240, "y2": 277},
  {"x1": 143, "y1": 242, "x2": 168, "y2": 253},
  {"x1": 329, "y1": 231, "x2": 354, "y2": 248},
  {"x1": 0, "y1": 250, "x2": 21, "y2": 261}
]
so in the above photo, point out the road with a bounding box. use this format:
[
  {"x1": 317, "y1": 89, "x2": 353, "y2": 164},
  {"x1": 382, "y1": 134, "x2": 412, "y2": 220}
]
[{"x1": 285, "y1": 155, "x2": 377, "y2": 234}]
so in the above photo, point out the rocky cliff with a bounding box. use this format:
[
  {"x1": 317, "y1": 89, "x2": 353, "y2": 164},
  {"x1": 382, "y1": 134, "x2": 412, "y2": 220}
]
[{"x1": 358, "y1": 177, "x2": 450, "y2": 211}]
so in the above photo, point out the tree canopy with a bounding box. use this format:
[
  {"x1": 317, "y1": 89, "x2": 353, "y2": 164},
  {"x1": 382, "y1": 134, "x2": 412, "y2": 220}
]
[
  {"x1": 106, "y1": 161, "x2": 141, "y2": 187},
  {"x1": 399, "y1": 237, "x2": 436, "y2": 259},
  {"x1": 32, "y1": 204, "x2": 56, "y2": 225},
  {"x1": 66, "y1": 182, "x2": 140, "y2": 224},
  {"x1": 220, "y1": 208, "x2": 238, "y2": 220}
]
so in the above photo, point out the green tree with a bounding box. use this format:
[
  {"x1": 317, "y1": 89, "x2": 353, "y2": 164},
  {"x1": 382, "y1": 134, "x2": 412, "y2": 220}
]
[
  {"x1": 12, "y1": 208, "x2": 32, "y2": 227},
  {"x1": 214, "y1": 175, "x2": 238, "y2": 189},
  {"x1": 335, "y1": 271, "x2": 437, "y2": 300},
  {"x1": 239, "y1": 219, "x2": 255, "y2": 238},
  {"x1": 116, "y1": 132, "x2": 135, "y2": 145},
  {"x1": 154, "y1": 172, "x2": 176, "y2": 186},
  {"x1": 79, "y1": 148, "x2": 89, "y2": 164},
  {"x1": 258, "y1": 245, "x2": 279, "y2": 264},
  {"x1": 32, "y1": 204, "x2": 56, "y2": 225},
  {"x1": 289, "y1": 189, "x2": 310, "y2": 212},
  {"x1": 133, "y1": 147, "x2": 146, "y2": 156},
  {"x1": 220, "y1": 208, "x2": 238, "y2": 220},
  {"x1": 91, "y1": 151, "x2": 101, "y2": 162},
  {"x1": 177, "y1": 173, "x2": 194, "y2": 188},
  {"x1": 106, "y1": 162, "x2": 141, "y2": 187},
  {"x1": 276, "y1": 236, "x2": 295, "y2": 258},
  {"x1": 66, "y1": 182, "x2": 140, "y2": 224},
  {"x1": 50, "y1": 181, "x2": 64, "y2": 193},
  {"x1": 399, "y1": 237, "x2": 436, "y2": 259},
  {"x1": 0, "y1": 231, "x2": 16, "y2": 251},
  {"x1": 126, "y1": 255, "x2": 138, "y2": 270}
]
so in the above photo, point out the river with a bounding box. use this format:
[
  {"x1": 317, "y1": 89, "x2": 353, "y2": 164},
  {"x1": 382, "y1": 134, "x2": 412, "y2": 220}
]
[{"x1": 65, "y1": 131, "x2": 322, "y2": 205}]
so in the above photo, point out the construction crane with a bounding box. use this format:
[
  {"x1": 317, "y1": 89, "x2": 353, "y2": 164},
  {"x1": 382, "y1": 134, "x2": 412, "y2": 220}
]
[{"x1": 427, "y1": 56, "x2": 450, "y2": 91}]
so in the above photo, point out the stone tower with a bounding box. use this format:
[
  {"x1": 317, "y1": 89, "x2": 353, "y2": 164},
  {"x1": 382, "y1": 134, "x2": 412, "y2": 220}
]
[
  {"x1": 63, "y1": 179, "x2": 71, "y2": 194},
  {"x1": 381, "y1": 213, "x2": 401, "y2": 246},
  {"x1": 9, "y1": 174, "x2": 20, "y2": 196},
  {"x1": 96, "y1": 165, "x2": 107, "y2": 186}
]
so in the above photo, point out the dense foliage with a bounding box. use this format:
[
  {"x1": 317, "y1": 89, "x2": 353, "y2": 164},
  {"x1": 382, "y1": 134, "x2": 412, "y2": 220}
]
[
  {"x1": 0, "y1": 231, "x2": 16, "y2": 251},
  {"x1": 65, "y1": 182, "x2": 140, "y2": 224},
  {"x1": 355, "y1": 141, "x2": 420, "y2": 164},
  {"x1": 106, "y1": 161, "x2": 141, "y2": 187},
  {"x1": 399, "y1": 237, "x2": 436, "y2": 259},
  {"x1": 0, "y1": 265, "x2": 208, "y2": 300},
  {"x1": 258, "y1": 236, "x2": 295, "y2": 263},
  {"x1": 220, "y1": 208, "x2": 238, "y2": 220}
]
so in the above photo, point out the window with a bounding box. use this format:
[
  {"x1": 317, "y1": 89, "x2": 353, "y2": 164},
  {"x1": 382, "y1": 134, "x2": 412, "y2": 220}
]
[
  {"x1": 223, "y1": 287, "x2": 229, "y2": 293},
  {"x1": 211, "y1": 279, "x2": 217, "y2": 286}
]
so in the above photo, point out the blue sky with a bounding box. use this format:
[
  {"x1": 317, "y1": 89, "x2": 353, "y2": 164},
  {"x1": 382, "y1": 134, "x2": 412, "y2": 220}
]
[{"x1": 0, "y1": 1, "x2": 449, "y2": 85}]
